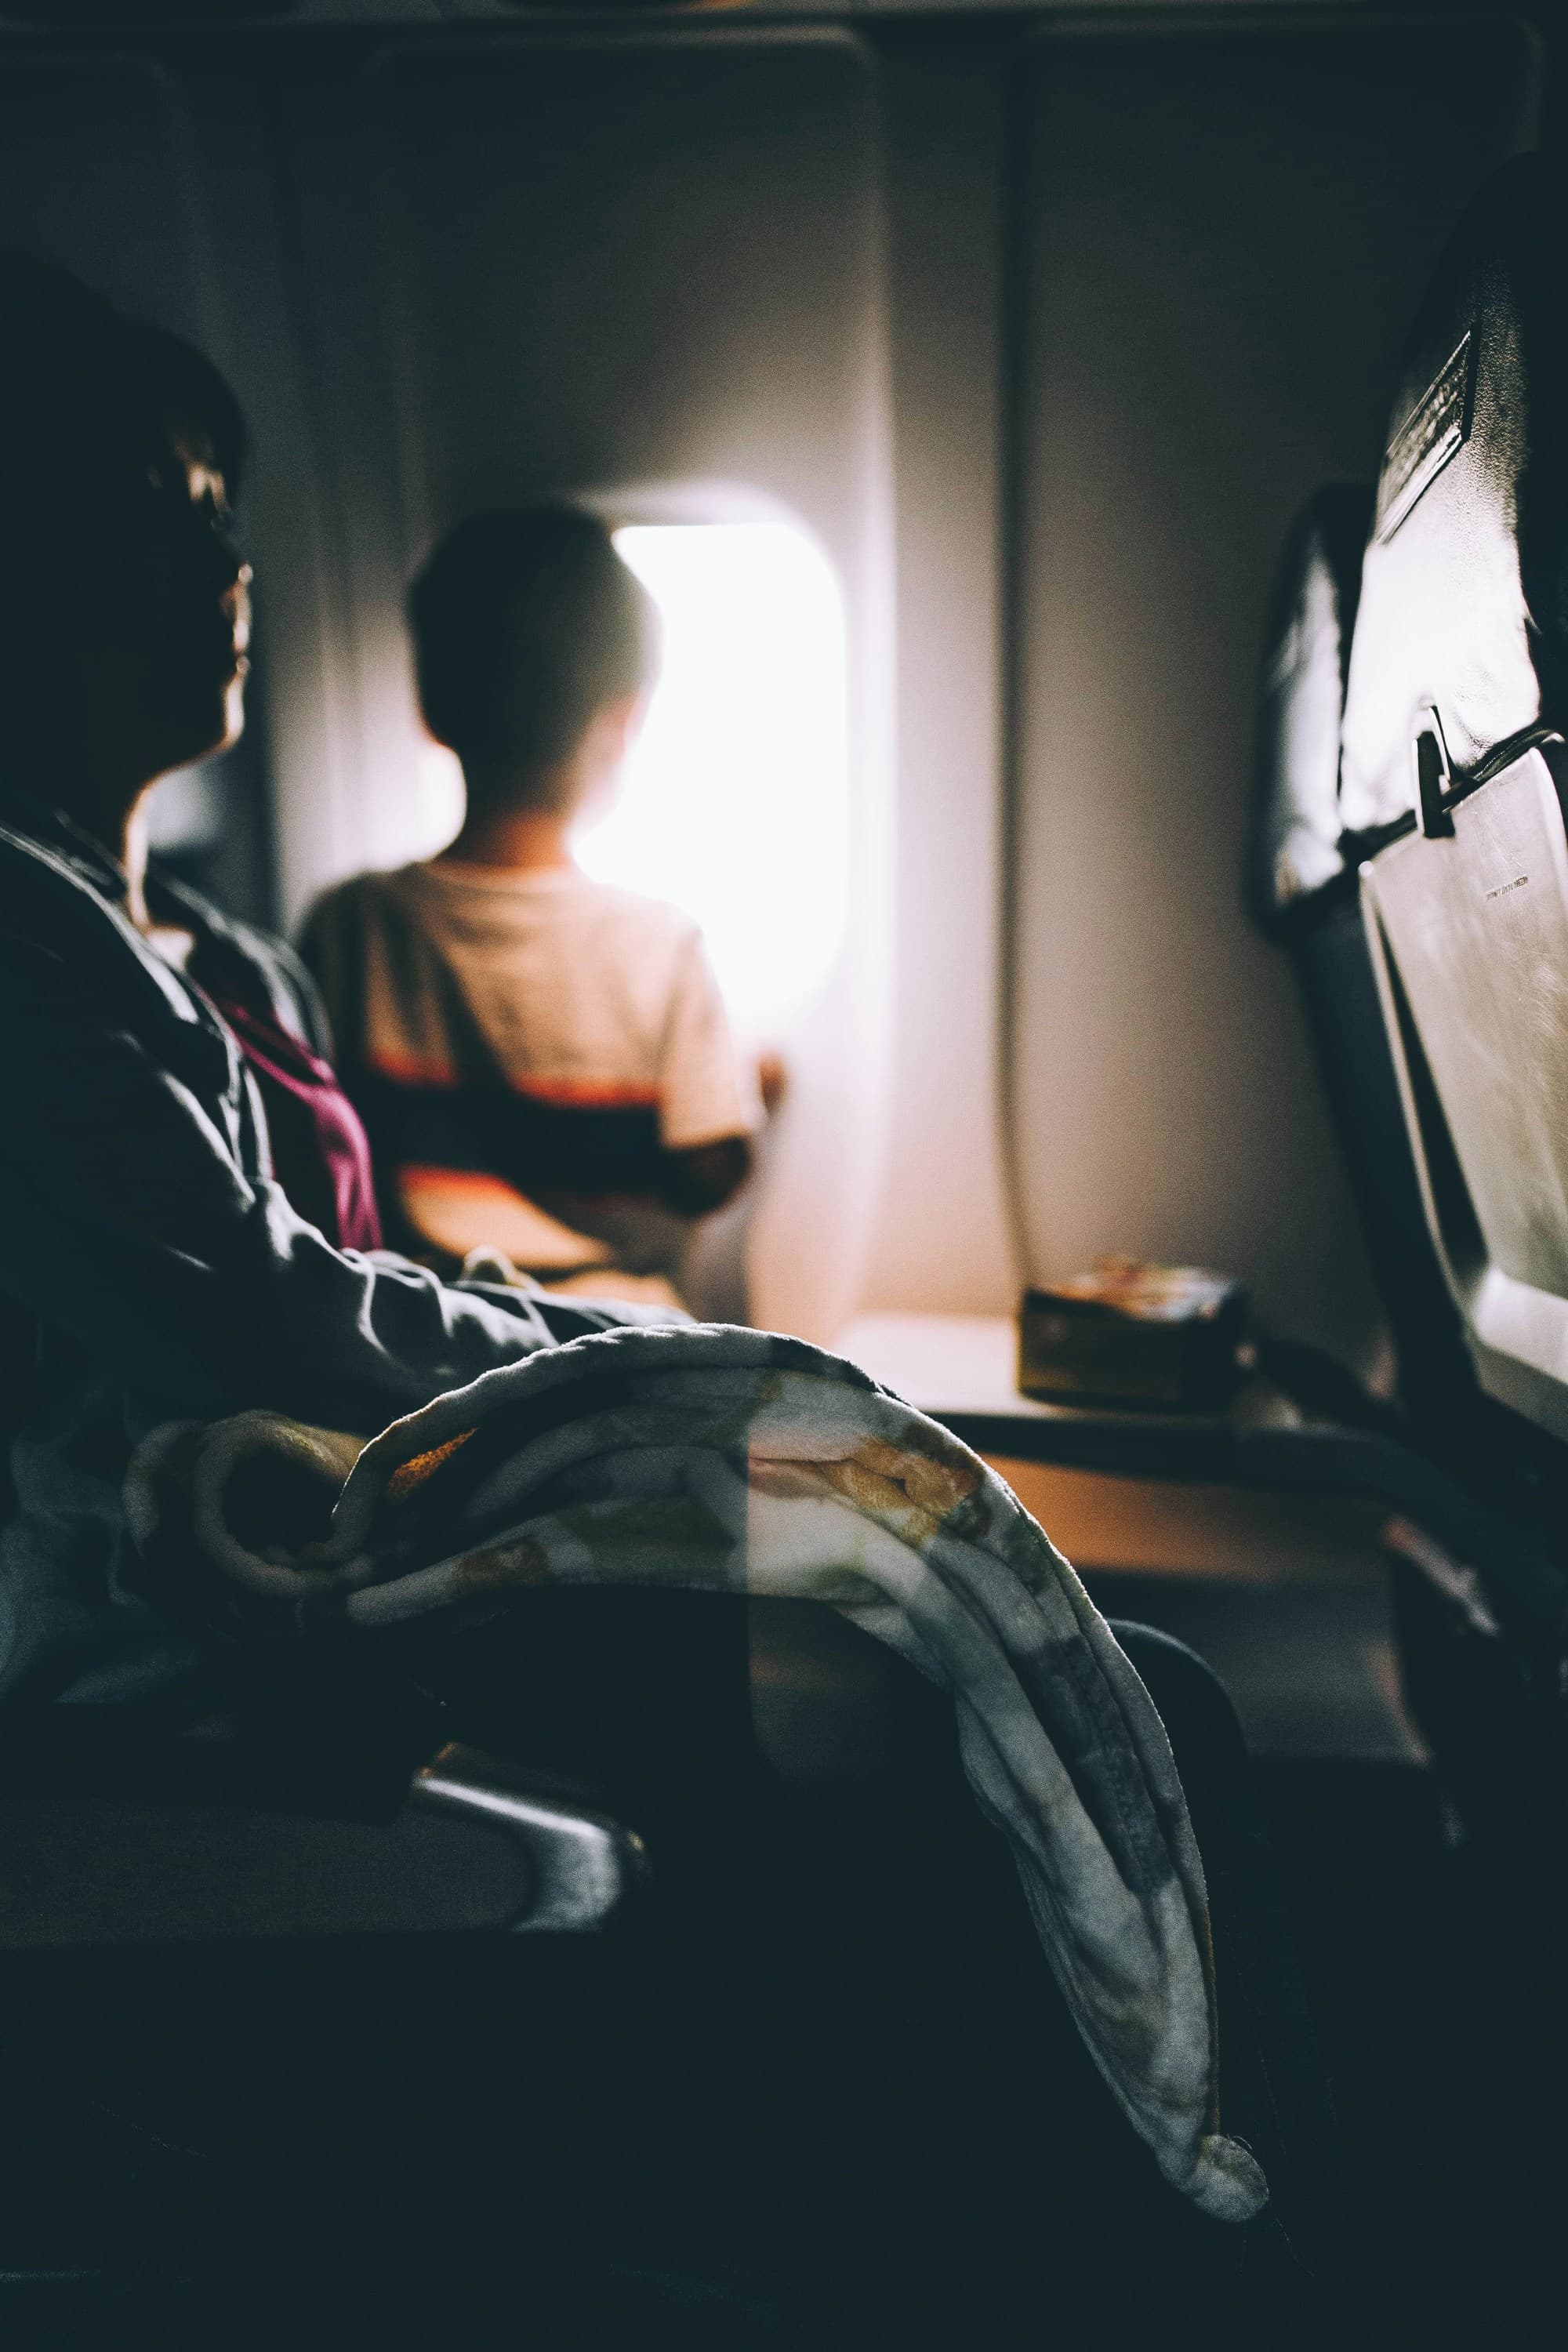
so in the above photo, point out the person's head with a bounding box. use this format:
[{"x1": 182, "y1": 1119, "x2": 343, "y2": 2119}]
[
  {"x1": 0, "y1": 254, "x2": 250, "y2": 824},
  {"x1": 408, "y1": 505, "x2": 659, "y2": 822}
]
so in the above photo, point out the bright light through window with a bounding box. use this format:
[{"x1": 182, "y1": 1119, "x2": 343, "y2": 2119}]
[{"x1": 571, "y1": 521, "x2": 851, "y2": 1033}]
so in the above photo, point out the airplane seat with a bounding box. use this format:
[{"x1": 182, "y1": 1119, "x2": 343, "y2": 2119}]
[
  {"x1": 1249, "y1": 484, "x2": 1523, "y2": 1459},
  {"x1": 1249, "y1": 154, "x2": 1568, "y2": 1846},
  {"x1": 1341, "y1": 151, "x2": 1568, "y2": 1451},
  {"x1": 0, "y1": 1624, "x2": 1340, "y2": 2347},
  {"x1": 0, "y1": 1664, "x2": 665, "y2": 2347}
]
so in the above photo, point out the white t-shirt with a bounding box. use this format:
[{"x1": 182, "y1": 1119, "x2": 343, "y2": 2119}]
[{"x1": 302, "y1": 859, "x2": 762, "y2": 1268}]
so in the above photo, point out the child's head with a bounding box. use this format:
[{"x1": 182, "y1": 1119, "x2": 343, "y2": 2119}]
[{"x1": 410, "y1": 505, "x2": 659, "y2": 818}]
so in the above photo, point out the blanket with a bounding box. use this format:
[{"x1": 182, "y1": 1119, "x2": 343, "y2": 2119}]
[{"x1": 125, "y1": 1322, "x2": 1269, "y2": 2223}]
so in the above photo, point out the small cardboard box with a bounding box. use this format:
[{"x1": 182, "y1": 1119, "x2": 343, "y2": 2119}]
[{"x1": 1018, "y1": 1258, "x2": 1247, "y2": 1411}]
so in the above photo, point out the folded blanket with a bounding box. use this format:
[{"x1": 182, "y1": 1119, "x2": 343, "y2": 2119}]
[{"x1": 125, "y1": 1322, "x2": 1268, "y2": 2223}]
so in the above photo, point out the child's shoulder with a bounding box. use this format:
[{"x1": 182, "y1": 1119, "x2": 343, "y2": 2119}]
[
  {"x1": 305, "y1": 862, "x2": 430, "y2": 927},
  {"x1": 565, "y1": 872, "x2": 697, "y2": 933}
]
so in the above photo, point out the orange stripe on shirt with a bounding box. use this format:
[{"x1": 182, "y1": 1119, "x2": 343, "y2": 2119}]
[
  {"x1": 367, "y1": 1047, "x2": 659, "y2": 1111},
  {"x1": 398, "y1": 1164, "x2": 533, "y2": 1205},
  {"x1": 366, "y1": 1047, "x2": 457, "y2": 1088},
  {"x1": 513, "y1": 1076, "x2": 662, "y2": 1109}
]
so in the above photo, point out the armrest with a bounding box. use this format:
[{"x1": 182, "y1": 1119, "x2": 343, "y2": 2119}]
[
  {"x1": 0, "y1": 1712, "x2": 647, "y2": 1951},
  {"x1": 931, "y1": 1386, "x2": 1566, "y2": 1624},
  {"x1": 839, "y1": 1313, "x2": 1566, "y2": 1617},
  {"x1": 412, "y1": 1741, "x2": 648, "y2": 1932}
]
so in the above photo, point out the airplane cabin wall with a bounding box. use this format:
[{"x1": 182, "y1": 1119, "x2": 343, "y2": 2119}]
[
  {"x1": 1007, "y1": 16, "x2": 1541, "y2": 1367},
  {"x1": 0, "y1": 13, "x2": 1548, "y2": 1368},
  {"x1": 269, "y1": 31, "x2": 903, "y2": 1343},
  {"x1": 0, "y1": 55, "x2": 281, "y2": 924}
]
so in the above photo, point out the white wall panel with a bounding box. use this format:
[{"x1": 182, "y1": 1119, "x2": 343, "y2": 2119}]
[
  {"x1": 1009, "y1": 20, "x2": 1538, "y2": 1364},
  {"x1": 862, "y1": 35, "x2": 1019, "y2": 1317}
]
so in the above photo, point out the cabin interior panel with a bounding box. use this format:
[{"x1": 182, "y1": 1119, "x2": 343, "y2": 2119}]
[{"x1": 1008, "y1": 17, "x2": 1540, "y2": 1370}]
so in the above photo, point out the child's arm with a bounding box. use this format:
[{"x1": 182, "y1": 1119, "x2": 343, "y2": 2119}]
[
  {"x1": 654, "y1": 931, "x2": 765, "y2": 1218},
  {"x1": 659, "y1": 1134, "x2": 753, "y2": 1216}
]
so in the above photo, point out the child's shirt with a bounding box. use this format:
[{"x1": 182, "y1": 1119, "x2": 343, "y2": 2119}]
[{"x1": 300, "y1": 859, "x2": 762, "y2": 1269}]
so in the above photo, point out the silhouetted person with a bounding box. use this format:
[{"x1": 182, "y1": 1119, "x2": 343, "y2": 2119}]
[
  {"x1": 0, "y1": 260, "x2": 648, "y2": 1704},
  {"x1": 301, "y1": 506, "x2": 762, "y2": 1293}
]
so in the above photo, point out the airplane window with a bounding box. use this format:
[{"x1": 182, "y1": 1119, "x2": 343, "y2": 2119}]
[
  {"x1": 145, "y1": 745, "x2": 272, "y2": 923},
  {"x1": 568, "y1": 521, "x2": 852, "y2": 1032},
  {"x1": 146, "y1": 761, "x2": 223, "y2": 866}
]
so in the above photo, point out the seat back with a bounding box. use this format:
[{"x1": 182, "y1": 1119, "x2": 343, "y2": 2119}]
[
  {"x1": 1341, "y1": 155, "x2": 1568, "y2": 1440},
  {"x1": 1250, "y1": 473, "x2": 1568, "y2": 1596},
  {"x1": 1250, "y1": 485, "x2": 1490, "y2": 1442}
]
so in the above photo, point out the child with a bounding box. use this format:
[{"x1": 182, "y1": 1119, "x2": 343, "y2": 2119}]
[{"x1": 301, "y1": 506, "x2": 763, "y2": 1287}]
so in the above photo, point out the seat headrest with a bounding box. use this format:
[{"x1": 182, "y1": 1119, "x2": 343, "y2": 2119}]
[
  {"x1": 1247, "y1": 485, "x2": 1372, "y2": 928},
  {"x1": 1341, "y1": 154, "x2": 1568, "y2": 836}
]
